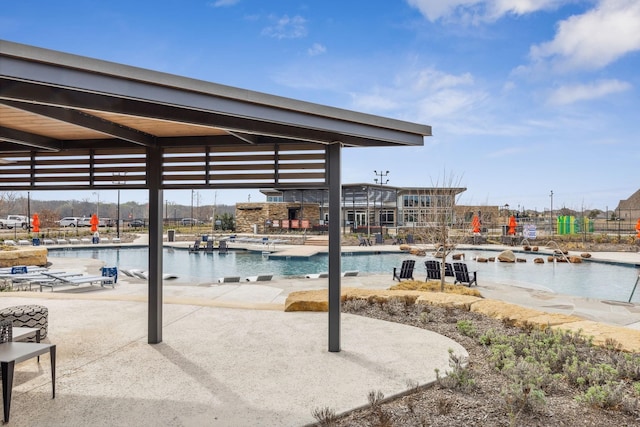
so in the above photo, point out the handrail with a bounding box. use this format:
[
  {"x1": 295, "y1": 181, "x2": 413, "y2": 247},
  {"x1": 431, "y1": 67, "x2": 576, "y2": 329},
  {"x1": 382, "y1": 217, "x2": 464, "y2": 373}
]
[
  {"x1": 545, "y1": 240, "x2": 571, "y2": 264},
  {"x1": 629, "y1": 275, "x2": 640, "y2": 303}
]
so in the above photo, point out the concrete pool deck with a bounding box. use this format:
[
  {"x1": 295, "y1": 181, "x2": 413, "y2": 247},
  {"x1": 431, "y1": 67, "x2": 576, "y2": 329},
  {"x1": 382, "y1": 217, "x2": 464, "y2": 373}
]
[{"x1": 0, "y1": 240, "x2": 639, "y2": 425}]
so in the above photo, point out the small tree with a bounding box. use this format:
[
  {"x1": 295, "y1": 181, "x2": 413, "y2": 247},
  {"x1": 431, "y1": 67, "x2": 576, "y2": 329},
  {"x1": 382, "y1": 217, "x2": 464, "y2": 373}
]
[{"x1": 412, "y1": 172, "x2": 464, "y2": 291}]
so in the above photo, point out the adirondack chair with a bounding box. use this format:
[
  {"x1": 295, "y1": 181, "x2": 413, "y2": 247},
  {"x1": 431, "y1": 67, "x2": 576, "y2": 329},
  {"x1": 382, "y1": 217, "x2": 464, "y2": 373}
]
[
  {"x1": 453, "y1": 262, "x2": 477, "y2": 287},
  {"x1": 444, "y1": 262, "x2": 455, "y2": 278},
  {"x1": 188, "y1": 239, "x2": 201, "y2": 253},
  {"x1": 393, "y1": 259, "x2": 415, "y2": 281},
  {"x1": 425, "y1": 260, "x2": 441, "y2": 280}
]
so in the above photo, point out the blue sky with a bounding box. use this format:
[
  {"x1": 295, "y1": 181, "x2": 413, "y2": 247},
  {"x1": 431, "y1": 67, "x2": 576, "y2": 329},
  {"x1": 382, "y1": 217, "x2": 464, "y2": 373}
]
[{"x1": 2, "y1": 0, "x2": 639, "y2": 213}]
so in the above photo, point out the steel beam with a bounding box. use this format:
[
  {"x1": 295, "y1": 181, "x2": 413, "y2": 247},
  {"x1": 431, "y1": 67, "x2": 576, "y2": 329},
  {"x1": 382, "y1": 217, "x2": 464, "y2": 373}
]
[
  {"x1": 328, "y1": 142, "x2": 342, "y2": 352},
  {"x1": 147, "y1": 146, "x2": 163, "y2": 344}
]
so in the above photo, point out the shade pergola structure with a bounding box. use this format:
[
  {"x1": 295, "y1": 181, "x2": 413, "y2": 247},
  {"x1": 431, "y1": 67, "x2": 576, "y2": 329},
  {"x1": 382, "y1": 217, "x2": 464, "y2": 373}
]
[{"x1": 0, "y1": 40, "x2": 431, "y2": 351}]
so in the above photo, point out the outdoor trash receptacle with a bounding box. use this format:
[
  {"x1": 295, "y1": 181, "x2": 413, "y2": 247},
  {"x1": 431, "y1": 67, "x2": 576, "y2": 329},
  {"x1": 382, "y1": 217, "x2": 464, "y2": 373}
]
[
  {"x1": 202, "y1": 235, "x2": 208, "y2": 242},
  {"x1": 92, "y1": 236, "x2": 99, "y2": 244},
  {"x1": 32, "y1": 238, "x2": 40, "y2": 246},
  {"x1": 168, "y1": 229, "x2": 175, "y2": 242}
]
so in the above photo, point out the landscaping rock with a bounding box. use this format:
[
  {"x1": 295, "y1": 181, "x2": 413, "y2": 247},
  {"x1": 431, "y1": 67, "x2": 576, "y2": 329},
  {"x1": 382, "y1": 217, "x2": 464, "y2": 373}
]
[{"x1": 497, "y1": 250, "x2": 516, "y2": 263}]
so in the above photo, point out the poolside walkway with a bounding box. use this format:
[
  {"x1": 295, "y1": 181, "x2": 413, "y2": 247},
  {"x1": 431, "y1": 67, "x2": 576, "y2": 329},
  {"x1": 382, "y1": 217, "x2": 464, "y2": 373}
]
[{"x1": 0, "y1": 240, "x2": 638, "y2": 425}]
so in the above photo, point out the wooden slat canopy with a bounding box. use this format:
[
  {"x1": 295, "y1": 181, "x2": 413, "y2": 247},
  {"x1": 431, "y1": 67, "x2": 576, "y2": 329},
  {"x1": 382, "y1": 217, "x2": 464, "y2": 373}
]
[{"x1": 1, "y1": 40, "x2": 430, "y2": 191}]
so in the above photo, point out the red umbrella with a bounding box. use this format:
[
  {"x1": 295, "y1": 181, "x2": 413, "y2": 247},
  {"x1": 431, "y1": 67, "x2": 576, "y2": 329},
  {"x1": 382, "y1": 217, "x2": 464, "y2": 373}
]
[
  {"x1": 636, "y1": 218, "x2": 640, "y2": 238},
  {"x1": 471, "y1": 215, "x2": 481, "y2": 234},
  {"x1": 507, "y1": 215, "x2": 517, "y2": 235},
  {"x1": 90, "y1": 214, "x2": 99, "y2": 232},
  {"x1": 32, "y1": 213, "x2": 40, "y2": 233}
]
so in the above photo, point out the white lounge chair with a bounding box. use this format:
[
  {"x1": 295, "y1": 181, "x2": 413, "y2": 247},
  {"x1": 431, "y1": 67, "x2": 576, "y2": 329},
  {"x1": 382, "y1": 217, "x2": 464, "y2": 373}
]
[
  {"x1": 217, "y1": 276, "x2": 241, "y2": 283},
  {"x1": 245, "y1": 274, "x2": 273, "y2": 282},
  {"x1": 305, "y1": 272, "x2": 328, "y2": 279},
  {"x1": 56, "y1": 238, "x2": 68, "y2": 244},
  {"x1": 18, "y1": 240, "x2": 30, "y2": 246},
  {"x1": 2, "y1": 240, "x2": 16, "y2": 246},
  {"x1": 42, "y1": 239, "x2": 55, "y2": 245},
  {"x1": 342, "y1": 271, "x2": 359, "y2": 277},
  {"x1": 39, "y1": 272, "x2": 115, "y2": 291},
  {"x1": 68, "y1": 238, "x2": 80, "y2": 244}
]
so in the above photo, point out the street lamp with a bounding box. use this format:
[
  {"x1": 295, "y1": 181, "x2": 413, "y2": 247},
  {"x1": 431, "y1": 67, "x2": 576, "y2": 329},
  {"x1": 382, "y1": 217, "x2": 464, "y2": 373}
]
[
  {"x1": 373, "y1": 170, "x2": 389, "y2": 230},
  {"x1": 113, "y1": 172, "x2": 126, "y2": 238},
  {"x1": 92, "y1": 191, "x2": 100, "y2": 218},
  {"x1": 549, "y1": 190, "x2": 554, "y2": 236}
]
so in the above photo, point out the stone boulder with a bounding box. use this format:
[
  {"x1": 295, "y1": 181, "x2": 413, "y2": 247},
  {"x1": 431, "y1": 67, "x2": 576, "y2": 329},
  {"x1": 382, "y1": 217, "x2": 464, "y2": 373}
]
[
  {"x1": 568, "y1": 256, "x2": 582, "y2": 263},
  {"x1": 533, "y1": 257, "x2": 545, "y2": 264},
  {"x1": 0, "y1": 246, "x2": 48, "y2": 268},
  {"x1": 532, "y1": 246, "x2": 539, "y2": 251},
  {"x1": 476, "y1": 257, "x2": 489, "y2": 263},
  {"x1": 516, "y1": 258, "x2": 527, "y2": 263},
  {"x1": 581, "y1": 252, "x2": 592, "y2": 258},
  {"x1": 497, "y1": 250, "x2": 516, "y2": 263},
  {"x1": 410, "y1": 247, "x2": 426, "y2": 256}
]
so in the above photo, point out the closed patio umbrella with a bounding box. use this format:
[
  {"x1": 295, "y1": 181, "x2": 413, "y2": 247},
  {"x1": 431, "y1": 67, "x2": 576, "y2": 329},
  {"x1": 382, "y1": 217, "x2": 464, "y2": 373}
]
[
  {"x1": 32, "y1": 213, "x2": 40, "y2": 233},
  {"x1": 636, "y1": 218, "x2": 640, "y2": 238},
  {"x1": 507, "y1": 215, "x2": 517, "y2": 235},
  {"x1": 90, "y1": 214, "x2": 99, "y2": 232},
  {"x1": 471, "y1": 215, "x2": 481, "y2": 234}
]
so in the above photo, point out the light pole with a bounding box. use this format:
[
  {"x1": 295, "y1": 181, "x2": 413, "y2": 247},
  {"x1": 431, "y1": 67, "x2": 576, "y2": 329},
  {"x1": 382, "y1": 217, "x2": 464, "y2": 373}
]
[
  {"x1": 190, "y1": 189, "x2": 194, "y2": 228},
  {"x1": 373, "y1": 170, "x2": 389, "y2": 231},
  {"x1": 92, "y1": 191, "x2": 100, "y2": 218},
  {"x1": 113, "y1": 173, "x2": 125, "y2": 238},
  {"x1": 549, "y1": 190, "x2": 554, "y2": 236}
]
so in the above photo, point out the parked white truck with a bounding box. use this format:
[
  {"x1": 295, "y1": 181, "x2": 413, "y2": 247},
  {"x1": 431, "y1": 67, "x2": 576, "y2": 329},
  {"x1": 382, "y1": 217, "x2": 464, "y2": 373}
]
[{"x1": 0, "y1": 215, "x2": 31, "y2": 229}]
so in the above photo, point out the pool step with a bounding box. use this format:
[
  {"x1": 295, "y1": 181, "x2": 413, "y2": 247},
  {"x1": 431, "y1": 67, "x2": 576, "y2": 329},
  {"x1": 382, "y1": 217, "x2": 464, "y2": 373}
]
[{"x1": 303, "y1": 236, "x2": 328, "y2": 246}]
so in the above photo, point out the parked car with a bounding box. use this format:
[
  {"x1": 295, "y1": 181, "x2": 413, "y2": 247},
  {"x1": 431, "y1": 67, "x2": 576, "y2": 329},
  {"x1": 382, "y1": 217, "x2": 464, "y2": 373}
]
[
  {"x1": 57, "y1": 217, "x2": 81, "y2": 227},
  {"x1": 128, "y1": 219, "x2": 145, "y2": 227},
  {"x1": 181, "y1": 218, "x2": 201, "y2": 226},
  {"x1": 0, "y1": 215, "x2": 31, "y2": 229},
  {"x1": 77, "y1": 217, "x2": 93, "y2": 227}
]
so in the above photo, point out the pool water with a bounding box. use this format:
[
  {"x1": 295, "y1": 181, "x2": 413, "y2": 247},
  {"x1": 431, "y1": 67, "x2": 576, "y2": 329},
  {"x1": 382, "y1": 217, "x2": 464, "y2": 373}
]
[{"x1": 47, "y1": 247, "x2": 640, "y2": 303}]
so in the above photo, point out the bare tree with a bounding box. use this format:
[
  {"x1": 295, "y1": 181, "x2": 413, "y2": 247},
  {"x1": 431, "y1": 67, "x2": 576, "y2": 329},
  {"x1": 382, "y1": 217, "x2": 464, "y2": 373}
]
[
  {"x1": 411, "y1": 172, "x2": 465, "y2": 291},
  {"x1": 0, "y1": 192, "x2": 21, "y2": 217}
]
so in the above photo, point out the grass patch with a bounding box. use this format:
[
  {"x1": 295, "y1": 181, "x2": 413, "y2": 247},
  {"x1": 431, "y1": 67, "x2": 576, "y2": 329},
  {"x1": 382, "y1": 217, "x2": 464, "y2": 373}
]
[{"x1": 390, "y1": 280, "x2": 481, "y2": 297}]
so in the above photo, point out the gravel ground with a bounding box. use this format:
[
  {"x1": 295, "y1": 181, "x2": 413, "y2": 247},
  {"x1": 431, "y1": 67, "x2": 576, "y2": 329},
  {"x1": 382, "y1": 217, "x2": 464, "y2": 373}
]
[{"x1": 327, "y1": 299, "x2": 640, "y2": 427}]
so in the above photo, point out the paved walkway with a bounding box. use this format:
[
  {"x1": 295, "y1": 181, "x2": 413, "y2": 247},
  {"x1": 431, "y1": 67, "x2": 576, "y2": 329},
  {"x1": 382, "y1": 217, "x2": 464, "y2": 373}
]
[{"x1": 0, "y1": 241, "x2": 638, "y2": 425}]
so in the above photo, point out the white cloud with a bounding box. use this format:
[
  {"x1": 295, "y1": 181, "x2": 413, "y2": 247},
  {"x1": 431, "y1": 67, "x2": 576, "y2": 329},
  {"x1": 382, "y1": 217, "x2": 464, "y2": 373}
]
[
  {"x1": 262, "y1": 15, "x2": 307, "y2": 39},
  {"x1": 530, "y1": 0, "x2": 640, "y2": 72},
  {"x1": 307, "y1": 43, "x2": 326, "y2": 56},
  {"x1": 350, "y1": 67, "x2": 486, "y2": 122},
  {"x1": 209, "y1": 0, "x2": 240, "y2": 7},
  {"x1": 406, "y1": 0, "x2": 564, "y2": 23},
  {"x1": 547, "y1": 79, "x2": 632, "y2": 104}
]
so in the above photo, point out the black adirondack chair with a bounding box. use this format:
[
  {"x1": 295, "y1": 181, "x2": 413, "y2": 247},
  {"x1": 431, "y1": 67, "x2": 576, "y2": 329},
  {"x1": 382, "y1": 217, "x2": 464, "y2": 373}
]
[
  {"x1": 426, "y1": 260, "x2": 455, "y2": 281},
  {"x1": 425, "y1": 260, "x2": 441, "y2": 280},
  {"x1": 189, "y1": 239, "x2": 201, "y2": 253},
  {"x1": 453, "y1": 262, "x2": 477, "y2": 287},
  {"x1": 393, "y1": 259, "x2": 415, "y2": 281},
  {"x1": 444, "y1": 262, "x2": 455, "y2": 278}
]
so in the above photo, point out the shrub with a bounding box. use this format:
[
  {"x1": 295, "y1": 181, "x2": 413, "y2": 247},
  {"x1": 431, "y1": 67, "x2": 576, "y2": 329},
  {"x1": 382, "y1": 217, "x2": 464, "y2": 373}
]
[
  {"x1": 435, "y1": 349, "x2": 475, "y2": 392},
  {"x1": 456, "y1": 319, "x2": 476, "y2": 337}
]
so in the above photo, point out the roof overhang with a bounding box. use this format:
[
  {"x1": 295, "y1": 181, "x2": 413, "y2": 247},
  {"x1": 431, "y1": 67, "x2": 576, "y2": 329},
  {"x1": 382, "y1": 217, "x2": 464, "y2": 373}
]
[{"x1": 0, "y1": 40, "x2": 431, "y2": 191}]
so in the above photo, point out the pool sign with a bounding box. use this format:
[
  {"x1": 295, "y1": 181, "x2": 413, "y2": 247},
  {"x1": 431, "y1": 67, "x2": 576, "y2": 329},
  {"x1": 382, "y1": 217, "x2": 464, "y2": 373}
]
[{"x1": 523, "y1": 224, "x2": 537, "y2": 239}]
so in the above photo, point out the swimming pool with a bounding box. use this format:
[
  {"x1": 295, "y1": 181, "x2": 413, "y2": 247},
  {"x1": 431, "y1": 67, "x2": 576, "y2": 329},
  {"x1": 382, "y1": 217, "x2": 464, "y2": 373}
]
[{"x1": 47, "y1": 247, "x2": 640, "y2": 303}]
